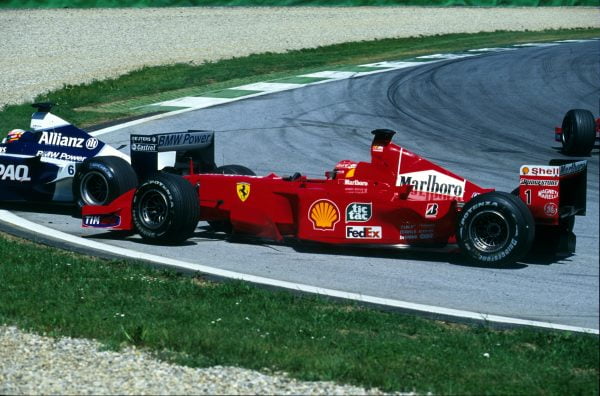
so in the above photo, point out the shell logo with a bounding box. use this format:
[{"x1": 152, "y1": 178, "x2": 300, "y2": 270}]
[
  {"x1": 522, "y1": 167, "x2": 530, "y2": 175},
  {"x1": 308, "y1": 199, "x2": 340, "y2": 231}
]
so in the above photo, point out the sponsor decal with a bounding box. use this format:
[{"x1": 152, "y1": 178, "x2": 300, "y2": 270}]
[
  {"x1": 131, "y1": 143, "x2": 157, "y2": 152},
  {"x1": 85, "y1": 138, "x2": 99, "y2": 150},
  {"x1": 83, "y1": 214, "x2": 121, "y2": 228},
  {"x1": 519, "y1": 178, "x2": 559, "y2": 187},
  {"x1": 346, "y1": 226, "x2": 382, "y2": 239},
  {"x1": 399, "y1": 223, "x2": 435, "y2": 241},
  {"x1": 397, "y1": 170, "x2": 465, "y2": 198},
  {"x1": 544, "y1": 202, "x2": 558, "y2": 217},
  {"x1": 346, "y1": 203, "x2": 372, "y2": 222},
  {"x1": 343, "y1": 179, "x2": 368, "y2": 186},
  {"x1": 559, "y1": 161, "x2": 586, "y2": 176},
  {"x1": 520, "y1": 165, "x2": 559, "y2": 177},
  {"x1": 38, "y1": 131, "x2": 91, "y2": 149},
  {"x1": 425, "y1": 203, "x2": 439, "y2": 218},
  {"x1": 372, "y1": 145, "x2": 384, "y2": 152},
  {"x1": 0, "y1": 164, "x2": 31, "y2": 181},
  {"x1": 236, "y1": 182, "x2": 251, "y2": 202},
  {"x1": 157, "y1": 132, "x2": 212, "y2": 148},
  {"x1": 538, "y1": 189, "x2": 559, "y2": 200},
  {"x1": 335, "y1": 160, "x2": 357, "y2": 170},
  {"x1": 131, "y1": 135, "x2": 157, "y2": 143},
  {"x1": 36, "y1": 150, "x2": 86, "y2": 162},
  {"x1": 0, "y1": 147, "x2": 6, "y2": 153},
  {"x1": 309, "y1": 199, "x2": 340, "y2": 231}
]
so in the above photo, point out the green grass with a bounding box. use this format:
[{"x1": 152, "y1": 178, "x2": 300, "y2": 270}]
[
  {"x1": 2, "y1": 28, "x2": 599, "y2": 136},
  {"x1": 0, "y1": 232, "x2": 597, "y2": 394}
]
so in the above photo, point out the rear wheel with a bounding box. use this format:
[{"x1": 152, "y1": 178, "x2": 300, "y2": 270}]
[
  {"x1": 132, "y1": 173, "x2": 199, "y2": 244},
  {"x1": 208, "y1": 164, "x2": 255, "y2": 233},
  {"x1": 457, "y1": 192, "x2": 535, "y2": 265},
  {"x1": 561, "y1": 109, "x2": 596, "y2": 156},
  {"x1": 73, "y1": 156, "x2": 137, "y2": 207}
]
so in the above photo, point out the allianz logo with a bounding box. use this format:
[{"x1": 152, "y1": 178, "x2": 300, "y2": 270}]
[{"x1": 38, "y1": 132, "x2": 98, "y2": 150}]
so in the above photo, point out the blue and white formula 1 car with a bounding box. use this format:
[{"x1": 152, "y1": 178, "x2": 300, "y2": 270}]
[{"x1": 0, "y1": 104, "x2": 136, "y2": 207}]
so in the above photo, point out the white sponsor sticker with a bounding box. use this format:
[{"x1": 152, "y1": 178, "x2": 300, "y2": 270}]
[
  {"x1": 346, "y1": 226, "x2": 382, "y2": 239},
  {"x1": 397, "y1": 170, "x2": 465, "y2": 198},
  {"x1": 538, "y1": 189, "x2": 559, "y2": 200}
]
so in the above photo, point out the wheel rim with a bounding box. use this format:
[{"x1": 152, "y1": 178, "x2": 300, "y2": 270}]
[
  {"x1": 138, "y1": 189, "x2": 169, "y2": 230},
  {"x1": 80, "y1": 171, "x2": 109, "y2": 205},
  {"x1": 468, "y1": 210, "x2": 510, "y2": 254}
]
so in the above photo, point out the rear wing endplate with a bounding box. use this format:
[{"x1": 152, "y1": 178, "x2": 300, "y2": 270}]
[
  {"x1": 519, "y1": 160, "x2": 587, "y2": 225},
  {"x1": 130, "y1": 130, "x2": 215, "y2": 179}
]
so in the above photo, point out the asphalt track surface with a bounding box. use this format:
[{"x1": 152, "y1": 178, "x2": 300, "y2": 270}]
[{"x1": 8, "y1": 41, "x2": 599, "y2": 330}]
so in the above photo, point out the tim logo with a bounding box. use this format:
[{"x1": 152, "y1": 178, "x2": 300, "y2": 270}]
[{"x1": 346, "y1": 203, "x2": 372, "y2": 222}]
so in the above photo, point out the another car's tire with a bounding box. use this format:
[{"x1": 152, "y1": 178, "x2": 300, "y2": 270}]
[
  {"x1": 457, "y1": 191, "x2": 535, "y2": 266},
  {"x1": 561, "y1": 109, "x2": 596, "y2": 156},
  {"x1": 73, "y1": 156, "x2": 137, "y2": 207},
  {"x1": 208, "y1": 164, "x2": 255, "y2": 233},
  {"x1": 132, "y1": 173, "x2": 199, "y2": 244}
]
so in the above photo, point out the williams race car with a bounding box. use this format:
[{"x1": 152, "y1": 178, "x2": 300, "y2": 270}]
[
  {"x1": 554, "y1": 109, "x2": 599, "y2": 156},
  {"x1": 0, "y1": 104, "x2": 136, "y2": 207},
  {"x1": 82, "y1": 128, "x2": 588, "y2": 266}
]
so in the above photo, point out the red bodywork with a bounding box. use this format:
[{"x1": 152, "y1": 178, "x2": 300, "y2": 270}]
[
  {"x1": 83, "y1": 133, "x2": 494, "y2": 247},
  {"x1": 83, "y1": 131, "x2": 585, "y2": 249}
]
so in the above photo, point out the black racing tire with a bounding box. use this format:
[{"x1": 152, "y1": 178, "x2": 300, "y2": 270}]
[
  {"x1": 208, "y1": 164, "x2": 255, "y2": 233},
  {"x1": 132, "y1": 173, "x2": 199, "y2": 244},
  {"x1": 73, "y1": 156, "x2": 137, "y2": 208},
  {"x1": 457, "y1": 191, "x2": 535, "y2": 266},
  {"x1": 561, "y1": 109, "x2": 596, "y2": 156}
]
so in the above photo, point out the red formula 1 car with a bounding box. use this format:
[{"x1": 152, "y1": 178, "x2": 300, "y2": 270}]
[
  {"x1": 83, "y1": 129, "x2": 587, "y2": 266},
  {"x1": 555, "y1": 109, "x2": 600, "y2": 156}
]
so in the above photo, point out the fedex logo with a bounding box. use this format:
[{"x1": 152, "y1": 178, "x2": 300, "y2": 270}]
[{"x1": 346, "y1": 226, "x2": 382, "y2": 239}]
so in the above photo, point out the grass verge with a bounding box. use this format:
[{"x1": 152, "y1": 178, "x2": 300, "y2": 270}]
[
  {"x1": 0, "y1": 232, "x2": 598, "y2": 394},
  {"x1": 2, "y1": 28, "x2": 600, "y2": 136}
]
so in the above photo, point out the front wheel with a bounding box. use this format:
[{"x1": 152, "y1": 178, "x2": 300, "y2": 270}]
[
  {"x1": 73, "y1": 156, "x2": 137, "y2": 207},
  {"x1": 561, "y1": 109, "x2": 596, "y2": 156},
  {"x1": 132, "y1": 173, "x2": 199, "y2": 244},
  {"x1": 457, "y1": 192, "x2": 535, "y2": 266}
]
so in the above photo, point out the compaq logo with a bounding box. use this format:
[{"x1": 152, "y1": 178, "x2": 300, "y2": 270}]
[
  {"x1": 39, "y1": 131, "x2": 86, "y2": 148},
  {"x1": 397, "y1": 170, "x2": 465, "y2": 198},
  {"x1": 0, "y1": 164, "x2": 31, "y2": 181}
]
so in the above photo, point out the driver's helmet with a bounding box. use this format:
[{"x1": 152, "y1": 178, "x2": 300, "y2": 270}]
[{"x1": 3, "y1": 129, "x2": 26, "y2": 144}]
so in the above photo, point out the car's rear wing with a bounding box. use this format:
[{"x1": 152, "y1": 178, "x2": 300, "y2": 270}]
[
  {"x1": 519, "y1": 159, "x2": 587, "y2": 225},
  {"x1": 130, "y1": 130, "x2": 215, "y2": 179}
]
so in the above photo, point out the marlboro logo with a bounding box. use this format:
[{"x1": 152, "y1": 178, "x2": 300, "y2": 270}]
[{"x1": 397, "y1": 170, "x2": 465, "y2": 198}]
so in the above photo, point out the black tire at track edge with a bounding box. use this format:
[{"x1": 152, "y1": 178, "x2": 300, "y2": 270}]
[
  {"x1": 132, "y1": 173, "x2": 199, "y2": 244},
  {"x1": 73, "y1": 156, "x2": 138, "y2": 208},
  {"x1": 457, "y1": 191, "x2": 535, "y2": 266}
]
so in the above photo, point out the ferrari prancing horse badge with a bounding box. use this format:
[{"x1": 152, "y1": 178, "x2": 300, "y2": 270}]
[{"x1": 236, "y1": 182, "x2": 251, "y2": 202}]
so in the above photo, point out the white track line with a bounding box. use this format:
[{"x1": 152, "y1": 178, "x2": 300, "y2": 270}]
[{"x1": 0, "y1": 210, "x2": 597, "y2": 335}]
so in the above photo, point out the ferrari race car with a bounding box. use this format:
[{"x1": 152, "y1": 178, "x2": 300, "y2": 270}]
[
  {"x1": 82, "y1": 128, "x2": 588, "y2": 266},
  {"x1": 0, "y1": 104, "x2": 136, "y2": 206},
  {"x1": 555, "y1": 109, "x2": 599, "y2": 156}
]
